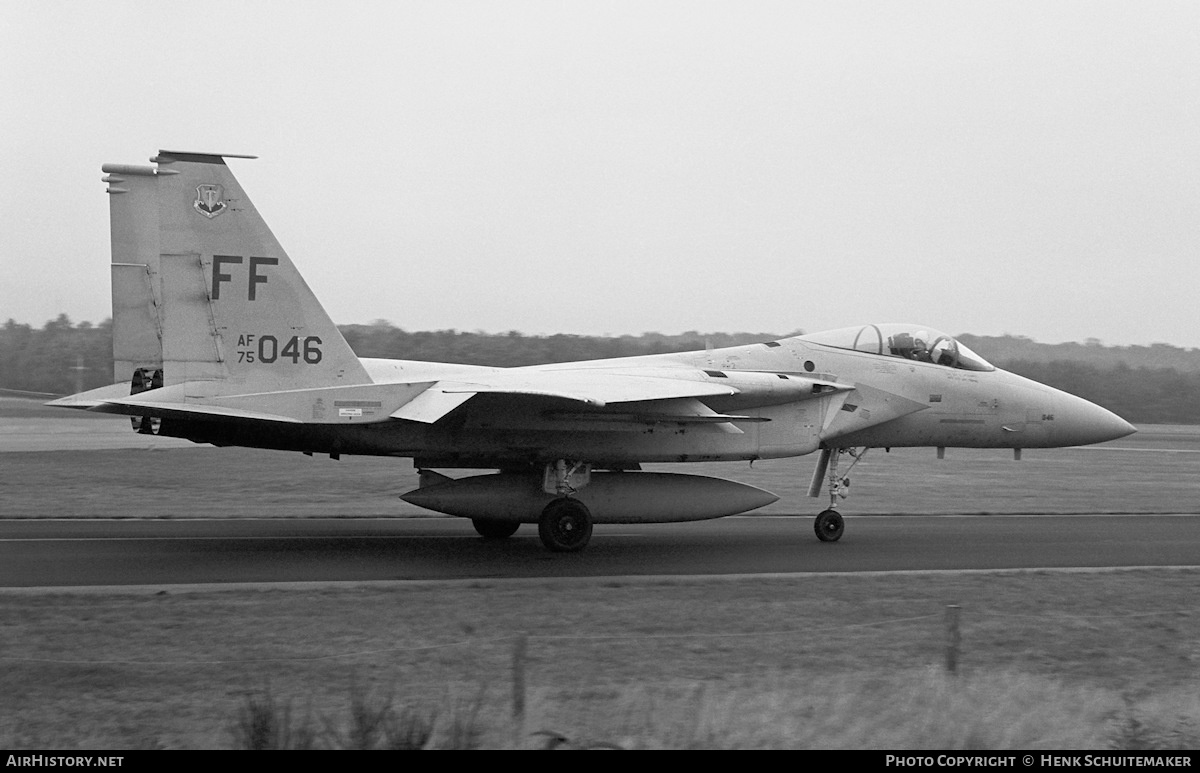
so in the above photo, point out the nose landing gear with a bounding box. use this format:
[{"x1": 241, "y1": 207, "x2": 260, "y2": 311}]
[{"x1": 807, "y1": 447, "x2": 869, "y2": 543}]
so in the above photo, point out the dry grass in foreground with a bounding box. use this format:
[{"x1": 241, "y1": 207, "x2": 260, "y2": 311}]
[
  {"x1": 221, "y1": 668, "x2": 1200, "y2": 750},
  {"x1": 2, "y1": 569, "x2": 1199, "y2": 749}
]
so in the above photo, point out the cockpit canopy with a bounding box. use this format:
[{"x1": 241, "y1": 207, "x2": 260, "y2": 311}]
[{"x1": 800, "y1": 324, "x2": 994, "y2": 372}]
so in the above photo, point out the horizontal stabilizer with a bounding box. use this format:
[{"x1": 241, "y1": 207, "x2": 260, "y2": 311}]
[
  {"x1": 79, "y1": 387, "x2": 303, "y2": 424},
  {"x1": 45, "y1": 382, "x2": 133, "y2": 410},
  {"x1": 91, "y1": 400, "x2": 303, "y2": 424},
  {"x1": 54, "y1": 380, "x2": 441, "y2": 425}
]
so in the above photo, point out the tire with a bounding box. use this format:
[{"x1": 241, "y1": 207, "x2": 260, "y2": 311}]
[
  {"x1": 472, "y1": 519, "x2": 520, "y2": 539},
  {"x1": 538, "y1": 498, "x2": 593, "y2": 552},
  {"x1": 814, "y1": 509, "x2": 844, "y2": 542}
]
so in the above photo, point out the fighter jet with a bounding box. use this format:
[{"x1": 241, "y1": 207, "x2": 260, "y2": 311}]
[{"x1": 51, "y1": 150, "x2": 1136, "y2": 551}]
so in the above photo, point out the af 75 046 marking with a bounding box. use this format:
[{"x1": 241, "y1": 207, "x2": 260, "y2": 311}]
[{"x1": 235, "y1": 334, "x2": 323, "y2": 364}]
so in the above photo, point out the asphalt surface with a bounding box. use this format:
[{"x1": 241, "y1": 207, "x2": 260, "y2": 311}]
[{"x1": 2, "y1": 513, "x2": 1198, "y2": 588}]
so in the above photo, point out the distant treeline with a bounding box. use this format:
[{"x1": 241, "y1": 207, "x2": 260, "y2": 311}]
[
  {"x1": 340, "y1": 321, "x2": 791, "y2": 368},
  {"x1": 957, "y1": 334, "x2": 1200, "y2": 373},
  {"x1": 1, "y1": 316, "x2": 115, "y2": 397},
  {"x1": 4, "y1": 316, "x2": 1199, "y2": 424}
]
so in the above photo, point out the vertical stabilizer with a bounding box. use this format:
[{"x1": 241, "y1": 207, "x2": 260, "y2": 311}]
[
  {"x1": 103, "y1": 151, "x2": 371, "y2": 391},
  {"x1": 104, "y1": 164, "x2": 163, "y2": 380}
]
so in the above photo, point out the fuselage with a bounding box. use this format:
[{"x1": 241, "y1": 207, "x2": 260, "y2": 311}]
[{"x1": 157, "y1": 327, "x2": 1134, "y2": 468}]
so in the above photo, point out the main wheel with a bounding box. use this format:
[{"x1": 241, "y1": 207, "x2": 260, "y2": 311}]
[
  {"x1": 538, "y1": 498, "x2": 593, "y2": 552},
  {"x1": 472, "y1": 519, "x2": 520, "y2": 539},
  {"x1": 814, "y1": 509, "x2": 844, "y2": 542}
]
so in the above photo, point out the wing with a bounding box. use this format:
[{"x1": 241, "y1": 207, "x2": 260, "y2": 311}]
[
  {"x1": 390, "y1": 368, "x2": 738, "y2": 423},
  {"x1": 50, "y1": 366, "x2": 852, "y2": 429},
  {"x1": 389, "y1": 366, "x2": 851, "y2": 424}
]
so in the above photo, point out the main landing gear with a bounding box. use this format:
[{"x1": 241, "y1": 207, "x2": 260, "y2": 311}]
[
  {"x1": 807, "y1": 447, "x2": 869, "y2": 543},
  {"x1": 461, "y1": 460, "x2": 595, "y2": 552},
  {"x1": 470, "y1": 500, "x2": 593, "y2": 551},
  {"x1": 538, "y1": 459, "x2": 594, "y2": 552},
  {"x1": 472, "y1": 499, "x2": 595, "y2": 552},
  {"x1": 538, "y1": 497, "x2": 593, "y2": 552}
]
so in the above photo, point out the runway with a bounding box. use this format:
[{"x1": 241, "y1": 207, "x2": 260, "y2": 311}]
[
  {"x1": 3, "y1": 409, "x2": 1197, "y2": 589},
  {"x1": 3, "y1": 513, "x2": 1199, "y2": 588}
]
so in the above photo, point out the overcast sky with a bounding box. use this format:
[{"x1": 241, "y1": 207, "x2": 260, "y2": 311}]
[{"x1": 2, "y1": 1, "x2": 1198, "y2": 348}]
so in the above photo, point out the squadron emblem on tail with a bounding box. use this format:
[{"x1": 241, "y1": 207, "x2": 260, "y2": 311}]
[{"x1": 193, "y1": 183, "x2": 226, "y2": 218}]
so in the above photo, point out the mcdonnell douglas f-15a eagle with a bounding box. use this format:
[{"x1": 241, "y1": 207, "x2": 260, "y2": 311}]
[{"x1": 51, "y1": 150, "x2": 1136, "y2": 552}]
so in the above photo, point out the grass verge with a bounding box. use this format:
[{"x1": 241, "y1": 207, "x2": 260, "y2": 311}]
[{"x1": 2, "y1": 569, "x2": 1198, "y2": 748}]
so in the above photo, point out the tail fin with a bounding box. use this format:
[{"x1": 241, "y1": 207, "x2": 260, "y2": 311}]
[{"x1": 103, "y1": 150, "x2": 370, "y2": 391}]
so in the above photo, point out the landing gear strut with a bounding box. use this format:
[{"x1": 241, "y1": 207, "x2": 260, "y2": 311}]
[
  {"x1": 537, "y1": 460, "x2": 594, "y2": 552},
  {"x1": 807, "y1": 447, "x2": 869, "y2": 543}
]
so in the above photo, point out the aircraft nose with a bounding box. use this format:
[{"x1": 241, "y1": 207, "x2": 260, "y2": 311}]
[{"x1": 1052, "y1": 391, "x2": 1137, "y2": 446}]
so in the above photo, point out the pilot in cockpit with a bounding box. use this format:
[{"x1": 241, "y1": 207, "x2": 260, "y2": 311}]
[
  {"x1": 888, "y1": 333, "x2": 909, "y2": 358},
  {"x1": 890, "y1": 331, "x2": 932, "y2": 361},
  {"x1": 911, "y1": 336, "x2": 930, "y2": 362}
]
